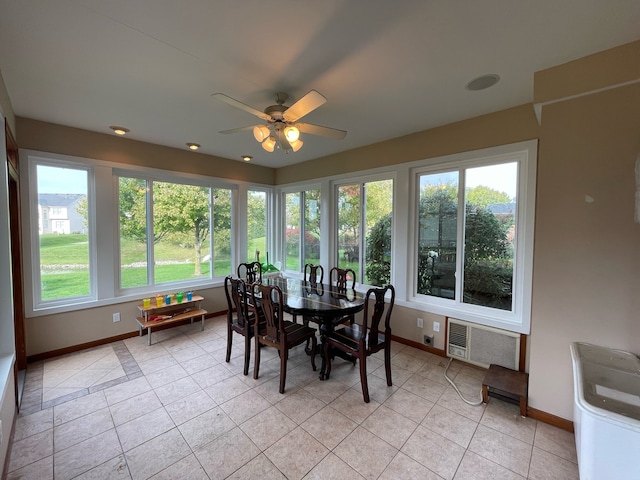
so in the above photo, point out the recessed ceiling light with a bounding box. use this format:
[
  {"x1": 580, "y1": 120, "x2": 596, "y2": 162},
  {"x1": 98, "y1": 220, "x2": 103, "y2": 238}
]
[
  {"x1": 465, "y1": 74, "x2": 500, "y2": 91},
  {"x1": 109, "y1": 125, "x2": 129, "y2": 135},
  {"x1": 241, "y1": 155, "x2": 252, "y2": 162},
  {"x1": 186, "y1": 143, "x2": 200, "y2": 150}
]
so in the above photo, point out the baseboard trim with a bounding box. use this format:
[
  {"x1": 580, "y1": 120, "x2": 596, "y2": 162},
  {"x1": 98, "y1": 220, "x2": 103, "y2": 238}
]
[
  {"x1": 27, "y1": 311, "x2": 225, "y2": 363},
  {"x1": 391, "y1": 334, "x2": 447, "y2": 357},
  {"x1": 527, "y1": 406, "x2": 574, "y2": 432}
]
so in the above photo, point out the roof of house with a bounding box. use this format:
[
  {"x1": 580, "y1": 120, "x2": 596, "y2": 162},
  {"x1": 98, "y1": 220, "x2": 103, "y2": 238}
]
[{"x1": 38, "y1": 194, "x2": 85, "y2": 208}]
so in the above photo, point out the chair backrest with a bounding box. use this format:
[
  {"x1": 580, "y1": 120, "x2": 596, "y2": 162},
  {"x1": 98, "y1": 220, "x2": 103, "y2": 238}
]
[
  {"x1": 362, "y1": 284, "x2": 395, "y2": 349},
  {"x1": 250, "y1": 283, "x2": 284, "y2": 344},
  {"x1": 224, "y1": 276, "x2": 251, "y2": 328},
  {"x1": 304, "y1": 263, "x2": 324, "y2": 285},
  {"x1": 237, "y1": 261, "x2": 262, "y2": 284},
  {"x1": 329, "y1": 266, "x2": 356, "y2": 290}
]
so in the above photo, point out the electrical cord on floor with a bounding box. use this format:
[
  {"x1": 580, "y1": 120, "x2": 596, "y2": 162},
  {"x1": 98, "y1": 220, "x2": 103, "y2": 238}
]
[{"x1": 443, "y1": 357, "x2": 484, "y2": 406}]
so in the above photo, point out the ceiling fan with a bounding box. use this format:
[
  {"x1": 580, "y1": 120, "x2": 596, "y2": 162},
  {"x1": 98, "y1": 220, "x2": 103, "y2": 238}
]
[{"x1": 213, "y1": 90, "x2": 347, "y2": 153}]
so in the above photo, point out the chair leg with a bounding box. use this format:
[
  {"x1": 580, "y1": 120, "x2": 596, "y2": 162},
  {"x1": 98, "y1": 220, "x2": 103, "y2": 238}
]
[
  {"x1": 243, "y1": 334, "x2": 251, "y2": 376},
  {"x1": 384, "y1": 344, "x2": 392, "y2": 386},
  {"x1": 253, "y1": 336, "x2": 261, "y2": 380},
  {"x1": 359, "y1": 355, "x2": 370, "y2": 403},
  {"x1": 324, "y1": 341, "x2": 332, "y2": 379},
  {"x1": 309, "y1": 335, "x2": 317, "y2": 371},
  {"x1": 225, "y1": 325, "x2": 233, "y2": 363},
  {"x1": 279, "y1": 348, "x2": 287, "y2": 394}
]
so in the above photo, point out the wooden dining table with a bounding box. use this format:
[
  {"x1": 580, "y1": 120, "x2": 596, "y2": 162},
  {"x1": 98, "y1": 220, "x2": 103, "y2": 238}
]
[{"x1": 264, "y1": 275, "x2": 366, "y2": 379}]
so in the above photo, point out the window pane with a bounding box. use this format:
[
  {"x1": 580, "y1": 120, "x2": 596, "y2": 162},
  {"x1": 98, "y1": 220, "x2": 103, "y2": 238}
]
[
  {"x1": 212, "y1": 188, "x2": 232, "y2": 277},
  {"x1": 119, "y1": 177, "x2": 148, "y2": 288},
  {"x1": 37, "y1": 165, "x2": 90, "y2": 300},
  {"x1": 418, "y1": 172, "x2": 458, "y2": 299},
  {"x1": 153, "y1": 181, "x2": 211, "y2": 283},
  {"x1": 337, "y1": 184, "x2": 360, "y2": 271},
  {"x1": 285, "y1": 192, "x2": 300, "y2": 271},
  {"x1": 463, "y1": 163, "x2": 517, "y2": 310},
  {"x1": 247, "y1": 190, "x2": 267, "y2": 263},
  {"x1": 364, "y1": 179, "x2": 393, "y2": 286},
  {"x1": 304, "y1": 189, "x2": 321, "y2": 264}
]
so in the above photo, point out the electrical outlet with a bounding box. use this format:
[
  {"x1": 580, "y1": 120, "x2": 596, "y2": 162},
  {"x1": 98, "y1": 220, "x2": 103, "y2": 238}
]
[
  {"x1": 424, "y1": 334, "x2": 434, "y2": 346},
  {"x1": 417, "y1": 317, "x2": 424, "y2": 328},
  {"x1": 112, "y1": 312, "x2": 121, "y2": 323},
  {"x1": 433, "y1": 321, "x2": 440, "y2": 332}
]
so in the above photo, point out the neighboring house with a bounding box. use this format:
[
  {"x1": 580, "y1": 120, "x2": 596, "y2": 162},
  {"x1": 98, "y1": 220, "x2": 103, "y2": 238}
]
[{"x1": 38, "y1": 193, "x2": 86, "y2": 234}]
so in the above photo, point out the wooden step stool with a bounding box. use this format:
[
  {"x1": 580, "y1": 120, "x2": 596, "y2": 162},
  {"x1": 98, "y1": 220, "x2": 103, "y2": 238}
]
[{"x1": 482, "y1": 364, "x2": 529, "y2": 417}]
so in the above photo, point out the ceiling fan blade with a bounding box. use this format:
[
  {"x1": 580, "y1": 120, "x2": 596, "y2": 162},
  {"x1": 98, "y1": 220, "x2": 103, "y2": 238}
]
[
  {"x1": 297, "y1": 122, "x2": 347, "y2": 140},
  {"x1": 212, "y1": 93, "x2": 272, "y2": 121},
  {"x1": 219, "y1": 125, "x2": 259, "y2": 134},
  {"x1": 283, "y1": 90, "x2": 327, "y2": 122}
]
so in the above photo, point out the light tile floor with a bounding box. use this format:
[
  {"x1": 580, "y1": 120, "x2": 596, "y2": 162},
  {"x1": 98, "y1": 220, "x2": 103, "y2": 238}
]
[{"x1": 5, "y1": 315, "x2": 579, "y2": 480}]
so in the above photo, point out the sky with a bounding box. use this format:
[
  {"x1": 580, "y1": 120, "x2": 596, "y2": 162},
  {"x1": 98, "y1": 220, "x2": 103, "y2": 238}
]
[
  {"x1": 37, "y1": 165, "x2": 88, "y2": 194},
  {"x1": 420, "y1": 162, "x2": 517, "y2": 200}
]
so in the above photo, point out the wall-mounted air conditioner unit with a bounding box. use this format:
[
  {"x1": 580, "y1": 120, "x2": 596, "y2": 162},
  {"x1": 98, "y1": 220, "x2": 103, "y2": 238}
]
[{"x1": 447, "y1": 318, "x2": 522, "y2": 370}]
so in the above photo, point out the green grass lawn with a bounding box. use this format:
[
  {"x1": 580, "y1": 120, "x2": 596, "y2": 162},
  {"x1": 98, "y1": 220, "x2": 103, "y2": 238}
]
[{"x1": 40, "y1": 234, "x2": 232, "y2": 300}]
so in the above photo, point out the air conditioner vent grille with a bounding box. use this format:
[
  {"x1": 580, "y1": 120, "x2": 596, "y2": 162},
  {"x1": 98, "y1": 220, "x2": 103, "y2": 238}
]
[
  {"x1": 446, "y1": 318, "x2": 521, "y2": 370},
  {"x1": 449, "y1": 322, "x2": 468, "y2": 348}
]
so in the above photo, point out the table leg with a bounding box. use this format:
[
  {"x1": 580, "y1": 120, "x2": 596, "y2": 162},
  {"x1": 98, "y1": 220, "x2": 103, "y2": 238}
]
[{"x1": 147, "y1": 327, "x2": 152, "y2": 346}]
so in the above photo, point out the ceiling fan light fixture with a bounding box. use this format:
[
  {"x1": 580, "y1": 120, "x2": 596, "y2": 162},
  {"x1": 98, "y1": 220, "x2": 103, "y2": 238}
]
[
  {"x1": 253, "y1": 124, "x2": 270, "y2": 142},
  {"x1": 262, "y1": 135, "x2": 276, "y2": 152},
  {"x1": 289, "y1": 138, "x2": 303, "y2": 152},
  {"x1": 284, "y1": 125, "x2": 300, "y2": 142}
]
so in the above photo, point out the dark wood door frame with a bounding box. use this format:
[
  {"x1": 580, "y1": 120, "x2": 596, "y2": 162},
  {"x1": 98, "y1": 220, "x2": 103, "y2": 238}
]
[{"x1": 6, "y1": 120, "x2": 26, "y2": 401}]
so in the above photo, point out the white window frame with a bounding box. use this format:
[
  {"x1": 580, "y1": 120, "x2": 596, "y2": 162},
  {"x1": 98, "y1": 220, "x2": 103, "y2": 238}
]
[
  {"x1": 21, "y1": 149, "x2": 267, "y2": 316},
  {"x1": 408, "y1": 141, "x2": 537, "y2": 334},
  {"x1": 332, "y1": 172, "x2": 395, "y2": 287},
  {"x1": 279, "y1": 183, "x2": 322, "y2": 276}
]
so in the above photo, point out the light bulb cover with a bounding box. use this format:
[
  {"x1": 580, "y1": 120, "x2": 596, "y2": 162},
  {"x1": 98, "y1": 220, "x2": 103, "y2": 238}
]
[
  {"x1": 253, "y1": 125, "x2": 271, "y2": 142},
  {"x1": 262, "y1": 136, "x2": 276, "y2": 152},
  {"x1": 284, "y1": 125, "x2": 300, "y2": 142},
  {"x1": 289, "y1": 138, "x2": 303, "y2": 152},
  {"x1": 186, "y1": 143, "x2": 200, "y2": 150}
]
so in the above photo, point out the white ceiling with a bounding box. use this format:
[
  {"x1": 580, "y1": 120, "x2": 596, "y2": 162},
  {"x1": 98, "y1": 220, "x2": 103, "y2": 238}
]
[{"x1": 1, "y1": 1, "x2": 639, "y2": 168}]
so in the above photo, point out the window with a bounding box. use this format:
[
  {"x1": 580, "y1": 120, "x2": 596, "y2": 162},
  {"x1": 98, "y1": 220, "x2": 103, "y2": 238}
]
[
  {"x1": 413, "y1": 142, "x2": 536, "y2": 332},
  {"x1": 34, "y1": 164, "x2": 91, "y2": 304},
  {"x1": 247, "y1": 189, "x2": 267, "y2": 263},
  {"x1": 336, "y1": 179, "x2": 393, "y2": 286},
  {"x1": 284, "y1": 189, "x2": 320, "y2": 272},
  {"x1": 25, "y1": 152, "x2": 241, "y2": 315},
  {"x1": 118, "y1": 176, "x2": 231, "y2": 289}
]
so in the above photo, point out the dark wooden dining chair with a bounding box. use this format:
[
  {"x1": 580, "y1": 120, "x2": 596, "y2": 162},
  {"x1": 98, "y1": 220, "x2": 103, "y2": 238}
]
[
  {"x1": 237, "y1": 261, "x2": 262, "y2": 284},
  {"x1": 250, "y1": 283, "x2": 317, "y2": 394},
  {"x1": 324, "y1": 284, "x2": 395, "y2": 403},
  {"x1": 224, "y1": 276, "x2": 263, "y2": 376},
  {"x1": 304, "y1": 263, "x2": 324, "y2": 285},
  {"x1": 329, "y1": 266, "x2": 356, "y2": 289},
  {"x1": 329, "y1": 266, "x2": 357, "y2": 325}
]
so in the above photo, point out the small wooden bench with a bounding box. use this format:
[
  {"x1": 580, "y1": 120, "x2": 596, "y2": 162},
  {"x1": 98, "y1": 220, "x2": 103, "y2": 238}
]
[
  {"x1": 136, "y1": 295, "x2": 207, "y2": 345},
  {"x1": 482, "y1": 363, "x2": 529, "y2": 417}
]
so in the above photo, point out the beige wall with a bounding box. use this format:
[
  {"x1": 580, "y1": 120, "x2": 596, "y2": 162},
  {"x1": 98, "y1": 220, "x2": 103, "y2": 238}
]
[
  {"x1": 529, "y1": 81, "x2": 640, "y2": 419},
  {"x1": 8, "y1": 40, "x2": 640, "y2": 422},
  {"x1": 17, "y1": 118, "x2": 275, "y2": 185},
  {"x1": 25, "y1": 287, "x2": 229, "y2": 356},
  {"x1": 0, "y1": 69, "x2": 15, "y2": 134}
]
